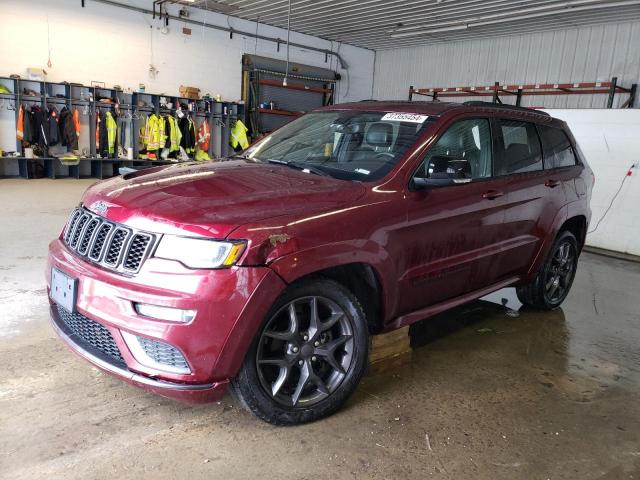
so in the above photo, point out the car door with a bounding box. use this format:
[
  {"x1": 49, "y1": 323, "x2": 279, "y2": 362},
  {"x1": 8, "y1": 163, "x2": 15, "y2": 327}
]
[
  {"x1": 494, "y1": 118, "x2": 568, "y2": 279},
  {"x1": 537, "y1": 124, "x2": 583, "y2": 205},
  {"x1": 398, "y1": 117, "x2": 513, "y2": 315}
]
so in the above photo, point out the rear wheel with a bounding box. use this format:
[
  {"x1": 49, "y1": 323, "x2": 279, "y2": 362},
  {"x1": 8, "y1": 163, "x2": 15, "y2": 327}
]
[
  {"x1": 231, "y1": 277, "x2": 369, "y2": 425},
  {"x1": 517, "y1": 230, "x2": 579, "y2": 310}
]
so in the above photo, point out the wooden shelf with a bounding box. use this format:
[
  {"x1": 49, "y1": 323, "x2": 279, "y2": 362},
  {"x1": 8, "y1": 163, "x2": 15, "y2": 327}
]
[
  {"x1": 258, "y1": 108, "x2": 303, "y2": 117},
  {"x1": 258, "y1": 79, "x2": 332, "y2": 94}
]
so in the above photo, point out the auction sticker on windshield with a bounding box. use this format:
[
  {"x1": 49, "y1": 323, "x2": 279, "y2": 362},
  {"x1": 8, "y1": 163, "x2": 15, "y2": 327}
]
[{"x1": 381, "y1": 113, "x2": 429, "y2": 123}]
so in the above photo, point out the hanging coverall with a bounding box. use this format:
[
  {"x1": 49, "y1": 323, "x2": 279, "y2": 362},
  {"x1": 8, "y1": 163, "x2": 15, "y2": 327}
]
[
  {"x1": 230, "y1": 119, "x2": 249, "y2": 150},
  {"x1": 198, "y1": 120, "x2": 210, "y2": 152},
  {"x1": 179, "y1": 116, "x2": 196, "y2": 155},
  {"x1": 17, "y1": 105, "x2": 24, "y2": 141},
  {"x1": 105, "y1": 111, "x2": 117, "y2": 155}
]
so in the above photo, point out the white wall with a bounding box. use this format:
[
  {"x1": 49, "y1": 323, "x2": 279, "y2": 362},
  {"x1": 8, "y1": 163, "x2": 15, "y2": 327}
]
[
  {"x1": 544, "y1": 109, "x2": 640, "y2": 256},
  {"x1": 373, "y1": 20, "x2": 640, "y2": 108},
  {"x1": 0, "y1": 0, "x2": 374, "y2": 154}
]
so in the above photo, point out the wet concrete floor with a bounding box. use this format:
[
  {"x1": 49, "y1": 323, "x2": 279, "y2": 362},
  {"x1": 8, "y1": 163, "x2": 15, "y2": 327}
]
[{"x1": 1, "y1": 179, "x2": 639, "y2": 479}]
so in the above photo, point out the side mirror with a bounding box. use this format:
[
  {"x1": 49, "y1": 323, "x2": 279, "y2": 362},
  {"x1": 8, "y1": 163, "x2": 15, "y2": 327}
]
[{"x1": 413, "y1": 156, "x2": 472, "y2": 189}]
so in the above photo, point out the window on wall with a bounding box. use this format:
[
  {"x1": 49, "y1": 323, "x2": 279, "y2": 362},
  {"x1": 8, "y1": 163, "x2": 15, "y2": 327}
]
[
  {"x1": 414, "y1": 118, "x2": 492, "y2": 180},
  {"x1": 538, "y1": 125, "x2": 577, "y2": 169},
  {"x1": 495, "y1": 120, "x2": 543, "y2": 176}
]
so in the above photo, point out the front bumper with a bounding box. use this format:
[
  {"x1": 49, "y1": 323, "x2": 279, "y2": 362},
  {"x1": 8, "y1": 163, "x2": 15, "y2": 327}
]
[
  {"x1": 49, "y1": 304, "x2": 226, "y2": 403},
  {"x1": 47, "y1": 237, "x2": 286, "y2": 403}
]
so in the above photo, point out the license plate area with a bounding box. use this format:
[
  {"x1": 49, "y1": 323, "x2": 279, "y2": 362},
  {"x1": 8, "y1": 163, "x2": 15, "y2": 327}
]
[{"x1": 51, "y1": 267, "x2": 78, "y2": 313}]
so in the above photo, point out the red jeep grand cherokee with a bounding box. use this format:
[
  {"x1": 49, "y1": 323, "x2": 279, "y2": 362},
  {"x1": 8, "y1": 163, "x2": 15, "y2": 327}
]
[{"x1": 47, "y1": 101, "x2": 592, "y2": 425}]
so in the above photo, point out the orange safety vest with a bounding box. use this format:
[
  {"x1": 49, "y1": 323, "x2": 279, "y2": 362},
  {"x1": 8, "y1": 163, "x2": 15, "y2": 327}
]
[
  {"x1": 17, "y1": 105, "x2": 24, "y2": 140},
  {"x1": 73, "y1": 109, "x2": 80, "y2": 138},
  {"x1": 198, "y1": 120, "x2": 210, "y2": 151},
  {"x1": 96, "y1": 113, "x2": 100, "y2": 149}
]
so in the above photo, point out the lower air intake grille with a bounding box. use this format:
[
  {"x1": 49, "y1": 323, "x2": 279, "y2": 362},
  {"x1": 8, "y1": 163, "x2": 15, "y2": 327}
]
[
  {"x1": 137, "y1": 336, "x2": 189, "y2": 372},
  {"x1": 56, "y1": 305, "x2": 125, "y2": 365}
]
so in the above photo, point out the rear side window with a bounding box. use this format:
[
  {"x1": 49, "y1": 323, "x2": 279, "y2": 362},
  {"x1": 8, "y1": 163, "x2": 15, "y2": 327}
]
[
  {"x1": 495, "y1": 120, "x2": 543, "y2": 176},
  {"x1": 538, "y1": 125, "x2": 577, "y2": 169}
]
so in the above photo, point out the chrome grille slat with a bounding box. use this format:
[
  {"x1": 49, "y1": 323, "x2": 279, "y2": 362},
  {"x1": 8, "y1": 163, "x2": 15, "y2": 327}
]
[
  {"x1": 77, "y1": 218, "x2": 100, "y2": 255},
  {"x1": 61, "y1": 207, "x2": 156, "y2": 274},
  {"x1": 89, "y1": 223, "x2": 113, "y2": 261},
  {"x1": 63, "y1": 209, "x2": 82, "y2": 243}
]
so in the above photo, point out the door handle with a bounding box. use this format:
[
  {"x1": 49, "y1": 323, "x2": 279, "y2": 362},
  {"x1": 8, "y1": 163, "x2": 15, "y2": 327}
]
[
  {"x1": 545, "y1": 179, "x2": 561, "y2": 188},
  {"x1": 482, "y1": 190, "x2": 504, "y2": 200}
]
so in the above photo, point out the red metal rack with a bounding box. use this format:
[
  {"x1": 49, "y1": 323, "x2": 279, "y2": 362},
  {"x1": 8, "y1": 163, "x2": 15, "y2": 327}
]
[{"x1": 409, "y1": 77, "x2": 637, "y2": 108}]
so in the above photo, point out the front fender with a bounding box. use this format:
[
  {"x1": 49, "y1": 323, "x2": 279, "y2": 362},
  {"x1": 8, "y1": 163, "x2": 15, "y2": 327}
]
[{"x1": 268, "y1": 240, "x2": 400, "y2": 324}]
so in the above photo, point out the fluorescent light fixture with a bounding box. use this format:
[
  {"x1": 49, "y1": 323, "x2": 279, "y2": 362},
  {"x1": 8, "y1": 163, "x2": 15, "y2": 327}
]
[
  {"x1": 390, "y1": 0, "x2": 640, "y2": 38},
  {"x1": 391, "y1": 24, "x2": 468, "y2": 38}
]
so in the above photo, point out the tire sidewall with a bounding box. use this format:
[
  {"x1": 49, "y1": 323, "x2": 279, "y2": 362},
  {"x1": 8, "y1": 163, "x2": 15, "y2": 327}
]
[{"x1": 233, "y1": 277, "x2": 369, "y2": 425}]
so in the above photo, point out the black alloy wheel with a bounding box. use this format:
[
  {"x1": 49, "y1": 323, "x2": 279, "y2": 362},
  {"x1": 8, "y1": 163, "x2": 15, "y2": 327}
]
[
  {"x1": 256, "y1": 296, "x2": 354, "y2": 407},
  {"x1": 543, "y1": 240, "x2": 576, "y2": 304},
  {"x1": 517, "y1": 230, "x2": 579, "y2": 310},
  {"x1": 231, "y1": 277, "x2": 368, "y2": 425}
]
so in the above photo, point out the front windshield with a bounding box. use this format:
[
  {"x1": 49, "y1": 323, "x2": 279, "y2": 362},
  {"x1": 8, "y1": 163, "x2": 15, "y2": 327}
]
[{"x1": 244, "y1": 110, "x2": 433, "y2": 181}]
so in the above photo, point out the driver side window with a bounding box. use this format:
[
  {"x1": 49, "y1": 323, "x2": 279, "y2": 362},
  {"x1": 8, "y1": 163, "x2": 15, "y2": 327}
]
[{"x1": 415, "y1": 118, "x2": 493, "y2": 180}]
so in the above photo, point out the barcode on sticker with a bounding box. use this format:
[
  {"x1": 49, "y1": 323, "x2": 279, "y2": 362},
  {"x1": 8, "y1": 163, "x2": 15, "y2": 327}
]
[{"x1": 381, "y1": 113, "x2": 429, "y2": 123}]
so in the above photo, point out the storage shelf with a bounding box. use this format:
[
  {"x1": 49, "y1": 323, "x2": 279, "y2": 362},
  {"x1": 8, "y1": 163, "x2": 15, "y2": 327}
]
[
  {"x1": 257, "y1": 108, "x2": 303, "y2": 117},
  {"x1": 258, "y1": 79, "x2": 332, "y2": 94}
]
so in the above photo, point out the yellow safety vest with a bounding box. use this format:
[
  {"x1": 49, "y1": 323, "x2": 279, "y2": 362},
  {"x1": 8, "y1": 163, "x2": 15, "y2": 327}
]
[
  {"x1": 105, "y1": 112, "x2": 117, "y2": 154},
  {"x1": 230, "y1": 120, "x2": 249, "y2": 150}
]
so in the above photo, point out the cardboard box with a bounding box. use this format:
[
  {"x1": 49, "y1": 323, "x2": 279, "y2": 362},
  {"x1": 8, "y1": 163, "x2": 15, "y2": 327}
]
[{"x1": 179, "y1": 85, "x2": 200, "y2": 100}]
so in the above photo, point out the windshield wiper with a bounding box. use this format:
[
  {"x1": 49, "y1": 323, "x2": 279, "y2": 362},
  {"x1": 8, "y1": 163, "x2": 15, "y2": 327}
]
[{"x1": 265, "y1": 159, "x2": 330, "y2": 177}]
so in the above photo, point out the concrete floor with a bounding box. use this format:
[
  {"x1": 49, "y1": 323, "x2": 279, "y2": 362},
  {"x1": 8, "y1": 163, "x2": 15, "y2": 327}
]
[{"x1": 1, "y1": 179, "x2": 639, "y2": 480}]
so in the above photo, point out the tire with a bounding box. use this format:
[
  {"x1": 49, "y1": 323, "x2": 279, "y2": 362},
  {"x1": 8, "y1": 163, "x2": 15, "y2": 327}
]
[
  {"x1": 517, "y1": 230, "x2": 579, "y2": 310},
  {"x1": 231, "y1": 277, "x2": 369, "y2": 425}
]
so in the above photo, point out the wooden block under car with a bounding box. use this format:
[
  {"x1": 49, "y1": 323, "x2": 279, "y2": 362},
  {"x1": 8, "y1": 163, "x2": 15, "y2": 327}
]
[{"x1": 368, "y1": 326, "x2": 412, "y2": 374}]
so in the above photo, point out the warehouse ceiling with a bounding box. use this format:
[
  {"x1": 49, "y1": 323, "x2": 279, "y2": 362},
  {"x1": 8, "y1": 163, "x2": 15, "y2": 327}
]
[{"x1": 177, "y1": 0, "x2": 640, "y2": 50}]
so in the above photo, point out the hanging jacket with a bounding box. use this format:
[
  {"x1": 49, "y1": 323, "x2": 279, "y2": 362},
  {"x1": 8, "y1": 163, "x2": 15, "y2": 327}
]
[
  {"x1": 96, "y1": 112, "x2": 101, "y2": 151},
  {"x1": 17, "y1": 105, "x2": 25, "y2": 141},
  {"x1": 198, "y1": 120, "x2": 210, "y2": 152},
  {"x1": 230, "y1": 119, "x2": 249, "y2": 150},
  {"x1": 23, "y1": 106, "x2": 36, "y2": 144},
  {"x1": 48, "y1": 107, "x2": 60, "y2": 146},
  {"x1": 146, "y1": 114, "x2": 165, "y2": 152},
  {"x1": 105, "y1": 111, "x2": 117, "y2": 155},
  {"x1": 165, "y1": 116, "x2": 181, "y2": 153},
  {"x1": 139, "y1": 115, "x2": 149, "y2": 151},
  {"x1": 34, "y1": 108, "x2": 50, "y2": 150},
  {"x1": 73, "y1": 109, "x2": 80, "y2": 139},
  {"x1": 58, "y1": 107, "x2": 78, "y2": 150},
  {"x1": 179, "y1": 116, "x2": 196, "y2": 154}
]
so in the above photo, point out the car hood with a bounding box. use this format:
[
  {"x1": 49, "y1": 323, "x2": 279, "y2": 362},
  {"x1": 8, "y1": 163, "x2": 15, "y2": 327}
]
[{"x1": 81, "y1": 161, "x2": 366, "y2": 238}]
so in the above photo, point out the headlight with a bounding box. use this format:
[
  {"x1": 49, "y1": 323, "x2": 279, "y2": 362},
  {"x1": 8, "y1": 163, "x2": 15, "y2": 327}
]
[{"x1": 154, "y1": 236, "x2": 246, "y2": 269}]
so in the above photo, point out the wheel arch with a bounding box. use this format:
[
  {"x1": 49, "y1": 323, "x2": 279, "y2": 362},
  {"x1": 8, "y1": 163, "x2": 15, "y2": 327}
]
[
  {"x1": 269, "y1": 244, "x2": 395, "y2": 335},
  {"x1": 559, "y1": 215, "x2": 587, "y2": 251}
]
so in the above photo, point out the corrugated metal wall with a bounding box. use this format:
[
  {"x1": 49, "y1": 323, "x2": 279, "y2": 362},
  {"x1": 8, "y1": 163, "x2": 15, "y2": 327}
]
[{"x1": 373, "y1": 20, "x2": 640, "y2": 109}]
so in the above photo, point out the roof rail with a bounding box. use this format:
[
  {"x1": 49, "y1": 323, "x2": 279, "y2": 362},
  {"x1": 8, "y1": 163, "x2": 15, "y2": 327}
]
[{"x1": 462, "y1": 101, "x2": 550, "y2": 116}]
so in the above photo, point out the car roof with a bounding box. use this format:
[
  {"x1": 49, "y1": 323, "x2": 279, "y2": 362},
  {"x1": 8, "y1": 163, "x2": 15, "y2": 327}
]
[{"x1": 320, "y1": 100, "x2": 559, "y2": 124}]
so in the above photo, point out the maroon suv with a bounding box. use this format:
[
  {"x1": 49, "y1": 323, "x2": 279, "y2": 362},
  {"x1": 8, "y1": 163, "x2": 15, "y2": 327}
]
[{"x1": 47, "y1": 101, "x2": 592, "y2": 425}]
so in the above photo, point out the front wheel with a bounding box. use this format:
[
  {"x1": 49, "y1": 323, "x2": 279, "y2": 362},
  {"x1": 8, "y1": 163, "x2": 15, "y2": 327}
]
[
  {"x1": 231, "y1": 277, "x2": 369, "y2": 425},
  {"x1": 517, "y1": 230, "x2": 579, "y2": 310}
]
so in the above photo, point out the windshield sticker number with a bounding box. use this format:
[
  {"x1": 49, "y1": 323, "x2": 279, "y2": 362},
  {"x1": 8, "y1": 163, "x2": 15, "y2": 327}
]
[
  {"x1": 355, "y1": 168, "x2": 370, "y2": 175},
  {"x1": 381, "y1": 113, "x2": 429, "y2": 123}
]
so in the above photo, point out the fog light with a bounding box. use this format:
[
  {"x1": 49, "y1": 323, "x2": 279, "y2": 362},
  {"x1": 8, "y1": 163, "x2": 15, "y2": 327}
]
[{"x1": 134, "y1": 303, "x2": 196, "y2": 323}]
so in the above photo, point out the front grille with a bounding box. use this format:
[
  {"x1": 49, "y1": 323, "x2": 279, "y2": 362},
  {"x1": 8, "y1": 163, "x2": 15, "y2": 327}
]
[
  {"x1": 62, "y1": 207, "x2": 156, "y2": 274},
  {"x1": 137, "y1": 336, "x2": 190, "y2": 371},
  {"x1": 56, "y1": 305, "x2": 125, "y2": 365}
]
